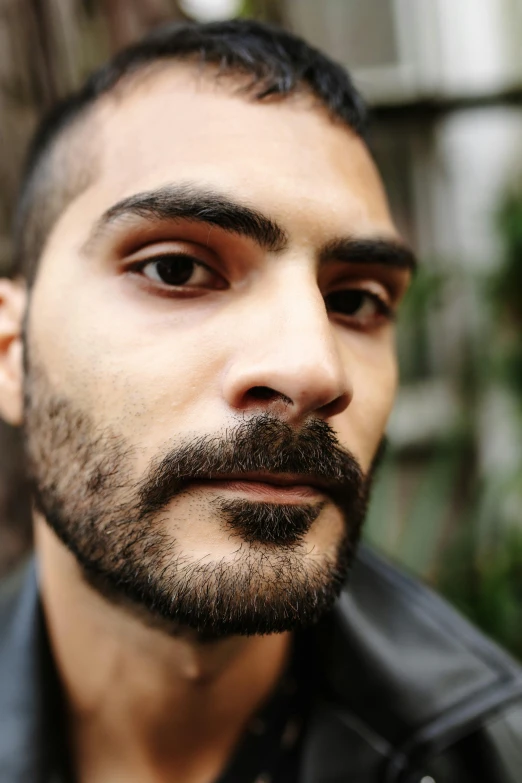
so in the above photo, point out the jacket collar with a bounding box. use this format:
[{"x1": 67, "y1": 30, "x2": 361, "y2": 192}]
[
  {"x1": 0, "y1": 559, "x2": 380, "y2": 783},
  {"x1": 0, "y1": 561, "x2": 46, "y2": 781},
  {"x1": 0, "y1": 560, "x2": 66, "y2": 783},
  {"x1": 5, "y1": 547, "x2": 518, "y2": 783}
]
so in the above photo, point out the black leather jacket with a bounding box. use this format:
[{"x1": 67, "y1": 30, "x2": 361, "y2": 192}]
[{"x1": 2, "y1": 546, "x2": 522, "y2": 782}]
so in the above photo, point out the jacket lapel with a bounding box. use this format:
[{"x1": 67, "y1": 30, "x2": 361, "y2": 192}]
[{"x1": 0, "y1": 561, "x2": 54, "y2": 783}]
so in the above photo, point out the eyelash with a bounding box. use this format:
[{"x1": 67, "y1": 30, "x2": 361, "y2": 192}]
[
  {"x1": 129, "y1": 254, "x2": 225, "y2": 291},
  {"x1": 325, "y1": 289, "x2": 394, "y2": 320},
  {"x1": 128, "y1": 254, "x2": 395, "y2": 325}
]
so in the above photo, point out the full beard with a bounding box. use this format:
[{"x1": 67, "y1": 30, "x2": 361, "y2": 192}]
[{"x1": 23, "y1": 359, "x2": 378, "y2": 638}]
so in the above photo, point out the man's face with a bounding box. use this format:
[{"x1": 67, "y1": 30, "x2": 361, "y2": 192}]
[{"x1": 22, "y1": 68, "x2": 412, "y2": 636}]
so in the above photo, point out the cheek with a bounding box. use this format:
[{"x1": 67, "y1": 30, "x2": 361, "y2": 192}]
[
  {"x1": 335, "y1": 338, "x2": 398, "y2": 471},
  {"x1": 27, "y1": 269, "x2": 228, "y2": 451}
]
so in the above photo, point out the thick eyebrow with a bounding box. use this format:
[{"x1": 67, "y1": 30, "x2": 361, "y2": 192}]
[
  {"x1": 320, "y1": 237, "x2": 418, "y2": 272},
  {"x1": 82, "y1": 183, "x2": 288, "y2": 254}
]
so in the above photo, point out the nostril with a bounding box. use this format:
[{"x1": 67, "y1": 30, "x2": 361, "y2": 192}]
[
  {"x1": 246, "y1": 386, "x2": 292, "y2": 405},
  {"x1": 318, "y1": 390, "x2": 351, "y2": 419}
]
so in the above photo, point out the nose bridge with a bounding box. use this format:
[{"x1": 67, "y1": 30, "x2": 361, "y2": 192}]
[
  {"x1": 223, "y1": 269, "x2": 352, "y2": 419},
  {"x1": 273, "y1": 275, "x2": 340, "y2": 375}
]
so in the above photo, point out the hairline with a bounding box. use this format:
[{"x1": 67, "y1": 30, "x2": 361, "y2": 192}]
[{"x1": 17, "y1": 59, "x2": 366, "y2": 285}]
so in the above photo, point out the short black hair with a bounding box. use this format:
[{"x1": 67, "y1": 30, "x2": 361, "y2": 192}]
[{"x1": 13, "y1": 18, "x2": 368, "y2": 282}]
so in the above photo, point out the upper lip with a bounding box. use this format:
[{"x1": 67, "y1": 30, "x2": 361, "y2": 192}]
[{"x1": 193, "y1": 472, "x2": 331, "y2": 491}]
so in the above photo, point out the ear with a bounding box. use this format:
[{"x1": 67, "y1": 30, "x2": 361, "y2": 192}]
[{"x1": 0, "y1": 278, "x2": 26, "y2": 426}]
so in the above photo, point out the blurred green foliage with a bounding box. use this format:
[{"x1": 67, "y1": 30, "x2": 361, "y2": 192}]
[
  {"x1": 395, "y1": 266, "x2": 446, "y2": 384},
  {"x1": 494, "y1": 187, "x2": 522, "y2": 403},
  {"x1": 366, "y1": 182, "x2": 522, "y2": 659},
  {"x1": 239, "y1": 0, "x2": 284, "y2": 22},
  {"x1": 439, "y1": 475, "x2": 522, "y2": 658}
]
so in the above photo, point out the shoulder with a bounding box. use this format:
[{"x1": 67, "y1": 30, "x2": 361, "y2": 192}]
[
  {"x1": 0, "y1": 560, "x2": 33, "y2": 640},
  {"x1": 306, "y1": 545, "x2": 522, "y2": 781}
]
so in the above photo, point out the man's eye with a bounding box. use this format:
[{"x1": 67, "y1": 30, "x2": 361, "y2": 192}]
[
  {"x1": 138, "y1": 255, "x2": 225, "y2": 289},
  {"x1": 325, "y1": 290, "x2": 392, "y2": 324}
]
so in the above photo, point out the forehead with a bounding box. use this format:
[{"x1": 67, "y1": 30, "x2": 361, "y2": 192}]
[{"x1": 83, "y1": 66, "x2": 394, "y2": 237}]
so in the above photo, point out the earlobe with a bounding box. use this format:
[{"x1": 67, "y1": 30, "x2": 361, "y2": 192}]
[{"x1": 0, "y1": 278, "x2": 26, "y2": 426}]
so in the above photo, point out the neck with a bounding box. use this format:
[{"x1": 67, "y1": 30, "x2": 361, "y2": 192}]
[{"x1": 35, "y1": 519, "x2": 292, "y2": 783}]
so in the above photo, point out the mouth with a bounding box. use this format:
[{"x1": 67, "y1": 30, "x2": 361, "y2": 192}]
[{"x1": 187, "y1": 472, "x2": 329, "y2": 503}]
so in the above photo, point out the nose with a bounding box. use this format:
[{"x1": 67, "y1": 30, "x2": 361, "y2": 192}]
[{"x1": 222, "y1": 273, "x2": 353, "y2": 423}]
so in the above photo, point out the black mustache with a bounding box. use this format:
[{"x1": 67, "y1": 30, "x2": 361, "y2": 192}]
[{"x1": 138, "y1": 414, "x2": 365, "y2": 516}]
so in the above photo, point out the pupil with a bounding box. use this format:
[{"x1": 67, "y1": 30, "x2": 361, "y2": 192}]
[
  {"x1": 156, "y1": 256, "x2": 194, "y2": 285},
  {"x1": 326, "y1": 290, "x2": 363, "y2": 315}
]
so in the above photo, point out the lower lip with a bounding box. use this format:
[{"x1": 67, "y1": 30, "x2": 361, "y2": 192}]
[{"x1": 191, "y1": 480, "x2": 324, "y2": 503}]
